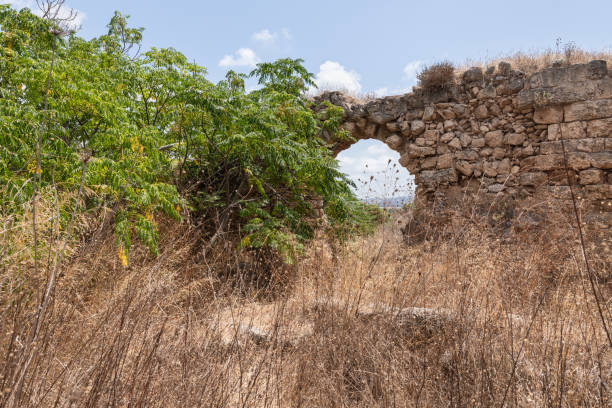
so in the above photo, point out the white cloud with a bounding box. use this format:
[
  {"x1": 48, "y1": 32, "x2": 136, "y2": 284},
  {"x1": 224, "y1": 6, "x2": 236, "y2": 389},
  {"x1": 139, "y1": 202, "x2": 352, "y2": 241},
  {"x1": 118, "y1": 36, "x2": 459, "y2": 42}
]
[
  {"x1": 313, "y1": 61, "x2": 362, "y2": 95},
  {"x1": 6, "y1": 0, "x2": 85, "y2": 31},
  {"x1": 219, "y1": 48, "x2": 259, "y2": 67},
  {"x1": 403, "y1": 60, "x2": 424, "y2": 88},
  {"x1": 252, "y1": 28, "x2": 292, "y2": 45},
  {"x1": 252, "y1": 29, "x2": 276, "y2": 44}
]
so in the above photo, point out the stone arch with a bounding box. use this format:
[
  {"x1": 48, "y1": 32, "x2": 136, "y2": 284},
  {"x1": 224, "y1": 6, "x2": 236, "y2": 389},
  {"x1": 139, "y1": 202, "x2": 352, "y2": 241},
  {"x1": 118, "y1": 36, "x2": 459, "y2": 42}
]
[{"x1": 316, "y1": 59, "x2": 611, "y2": 216}]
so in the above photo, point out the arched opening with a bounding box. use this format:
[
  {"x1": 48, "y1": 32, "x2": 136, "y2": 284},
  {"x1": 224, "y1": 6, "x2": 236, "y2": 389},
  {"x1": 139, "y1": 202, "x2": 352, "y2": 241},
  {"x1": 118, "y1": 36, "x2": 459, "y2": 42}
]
[{"x1": 337, "y1": 139, "x2": 415, "y2": 207}]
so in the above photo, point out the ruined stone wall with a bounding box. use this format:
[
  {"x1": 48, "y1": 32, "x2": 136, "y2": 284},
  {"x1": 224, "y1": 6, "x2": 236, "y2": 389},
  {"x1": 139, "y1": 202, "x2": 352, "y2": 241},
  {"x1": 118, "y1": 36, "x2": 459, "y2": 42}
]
[{"x1": 316, "y1": 60, "x2": 611, "y2": 227}]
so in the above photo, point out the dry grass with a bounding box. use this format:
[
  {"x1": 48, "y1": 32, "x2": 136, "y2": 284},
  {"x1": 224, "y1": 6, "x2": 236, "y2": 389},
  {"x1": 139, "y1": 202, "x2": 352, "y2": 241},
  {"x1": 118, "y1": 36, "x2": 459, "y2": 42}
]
[
  {"x1": 1, "y1": 191, "x2": 611, "y2": 407},
  {"x1": 459, "y1": 43, "x2": 612, "y2": 76},
  {"x1": 417, "y1": 61, "x2": 456, "y2": 94}
]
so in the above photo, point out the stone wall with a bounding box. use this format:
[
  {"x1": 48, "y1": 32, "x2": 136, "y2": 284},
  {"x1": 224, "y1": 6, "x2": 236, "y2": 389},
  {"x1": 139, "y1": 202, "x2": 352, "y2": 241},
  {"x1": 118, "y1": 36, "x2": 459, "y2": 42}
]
[{"x1": 315, "y1": 60, "x2": 611, "y2": 227}]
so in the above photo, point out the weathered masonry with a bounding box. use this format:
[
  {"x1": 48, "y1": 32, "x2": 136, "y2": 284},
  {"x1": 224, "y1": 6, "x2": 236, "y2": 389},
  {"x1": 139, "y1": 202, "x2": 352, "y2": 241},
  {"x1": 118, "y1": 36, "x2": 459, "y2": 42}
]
[{"x1": 316, "y1": 60, "x2": 611, "y2": 226}]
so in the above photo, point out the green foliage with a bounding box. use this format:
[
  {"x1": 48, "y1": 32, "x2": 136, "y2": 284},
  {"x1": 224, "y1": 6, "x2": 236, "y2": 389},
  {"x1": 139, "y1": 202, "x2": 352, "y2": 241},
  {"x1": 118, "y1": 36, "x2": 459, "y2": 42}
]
[{"x1": 0, "y1": 5, "x2": 377, "y2": 264}]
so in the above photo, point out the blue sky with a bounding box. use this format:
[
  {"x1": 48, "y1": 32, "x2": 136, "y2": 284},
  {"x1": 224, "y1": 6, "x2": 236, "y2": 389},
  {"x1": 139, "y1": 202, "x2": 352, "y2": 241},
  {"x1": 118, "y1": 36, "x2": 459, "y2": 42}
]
[{"x1": 6, "y1": 0, "x2": 612, "y2": 197}]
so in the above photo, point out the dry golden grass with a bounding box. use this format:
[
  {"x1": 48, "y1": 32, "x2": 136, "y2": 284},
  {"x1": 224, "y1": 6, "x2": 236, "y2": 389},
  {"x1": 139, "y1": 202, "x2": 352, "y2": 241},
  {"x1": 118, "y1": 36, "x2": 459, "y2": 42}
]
[
  {"x1": 417, "y1": 61, "x2": 455, "y2": 94},
  {"x1": 1, "y1": 193, "x2": 611, "y2": 407},
  {"x1": 460, "y1": 45, "x2": 612, "y2": 75}
]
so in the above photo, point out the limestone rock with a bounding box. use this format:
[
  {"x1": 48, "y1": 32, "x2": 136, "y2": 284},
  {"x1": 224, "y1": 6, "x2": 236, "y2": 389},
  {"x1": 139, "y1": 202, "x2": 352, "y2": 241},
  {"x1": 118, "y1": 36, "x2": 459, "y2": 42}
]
[
  {"x1": 590, "y1": 152, "x2": 612, "y2": 169},
  {"x1": 488, "y1": 183, "x2": 505, "y2": 193},
  {"x1": 520, "y1": 172, "x2": 547, "y2": 186},
  {"x1": 497, "y1": 158, "x2": 512, "y2": 175},
  {"x1": 478, "y1": 85, "x2": 497, "y2": 99},
  {"x1": 586, "y1": 117, "x2": 612, "y2": 137},
  {"x1": 399, "y1": 120, "x2": 411, "y2": 136},
  {"x1": 386, "y1": 121, "x2": 400, "y2": 132},
  {"x1": 462, "y1": 67, "x2": 483, "y2": 84},
  {"x1": 455, "y1": 149, "x2": 479, "y2": 161},
  {"x1": 440, "y1": 132, "x2": 455, "y2": 143},
  {"x1": 505, "y1": 133, "x2": 525, "y2": 146},
  {"x1": 474, "y1": 104, "x2": 488, "y2": 119},
  {"x1": 534, "y1": 106, "x2": 563, "y2": 124},
  {"x1": 408, "y1": 144, "x2": 436, "y2": 158},
  {"x1": 579, "y1": 169, "x2": 603, "y2": 185},
  {"x1": 485, "y1": 130, "x2": 504, "y2": 147},
  {"x1": 411, "y1": 120, "x2": 426, "y2": 135},
  {"x1": 422, "y1": 106, "x2": 436, "y2": 121},
  {"x1": 455, "y1": 160, "x2": 473, "y2": 176},
  {"x1": 424, "y1": 129, "x2": 439, "y2": 142},
  {"x1": 565, "y1": 99, "x2": 612, "y2": 122},
  {"x1": 444, "y1": 119, "x2": 457, "y2": 131},
  {"x1": 567, "y1": 152, "x2": 592, "y2": 170},
  {"x1": 459, "y1": 133, "x2": 472, "y2": 147},
  {"x1": 521, "y1": 155, "x2": 563, "y2": 171},
  {"x1": 437, "y1": 154, "x2": 454, "y2": 169},
  {"x1": 385, "y1": 134, "x2": 403, "y2": 150},
  {"x1": 419, "y1": 168, "x2": 458, "y2": 185},
  {"x1": 448, "y1": 137, "x2": 462, "y2": 150},
  {"x1": 471, "y1": 138, "x2": 486, "y2": 148},
  {"x1": 493, "y1": 148, "x2": 506, "y2": 160}
]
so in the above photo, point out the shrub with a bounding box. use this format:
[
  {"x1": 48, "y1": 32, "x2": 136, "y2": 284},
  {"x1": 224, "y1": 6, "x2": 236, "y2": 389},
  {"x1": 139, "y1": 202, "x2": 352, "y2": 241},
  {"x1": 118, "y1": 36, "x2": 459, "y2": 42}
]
[{"x1": 417, "y1": 61, "x2": 455, "y2": 93}]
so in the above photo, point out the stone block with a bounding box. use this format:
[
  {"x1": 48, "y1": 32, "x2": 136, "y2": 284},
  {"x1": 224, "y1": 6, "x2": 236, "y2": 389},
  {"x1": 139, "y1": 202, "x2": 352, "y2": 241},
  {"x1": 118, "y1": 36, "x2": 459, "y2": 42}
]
[
  {"x1": 385, "y1": 121, "x2": 400, "y2": 132},
  {"x1": 455, "y1": 149, "x2": 479, "y2": 161},
  {"x1": 444, "y1": 119, "x2": 457, "y2": 131},
  {"x1": 439, "y1": 109, "x2": 456, "y2": 120},
  {"x1": 423, "y1": 129, "x2": 439, "y2": 142},
  {"x1": 585, "y1": 184, "x2": 612, "y2": 199},
  {"x1": 398, "y1": 120, "x2": 411, "y2": 136},
  {"x1": 534, "y1": 106, "x2": 563, "y2": 124},
  {"x1": 546, "y1": 122, "x2": 586, "y2": 140},
  {"x1": 572, "y1": 138, "x2": 605, "y2": 153},
  {"x1": 497, "y1": 158, "x2": 512, "y2": 175},
  {"x1": 440, "y1": 132, "x2": 454, "y2": 143},
  {"x1": 567, "y1": 152, "x2": 592, "y2": 170},
  {"x1": 564, "y1": 99, "x2": 612, "y2": 121},
  {"x1": 418, "y1": 168, "x2": 458, "y2": 185},
  {"x1": 421, "y1": 156, "x2": 437, "y2": 169},
  {"x1": 471, "y1": 138, "x2": 486, "y2": 148},
  {"x1": 407, "y1": 144, "x2": 435, "y2": 158},
  {"x1": 455, "y1": 160, "x2": 473, "y2": 176},
  {"x1": 385, "y1": 134, "x2": 403, "y2": 150},
  {"x1": 459, "y1": 133, "x2": 472, "y2": 147},
  {"x1": 590, "y1": 152, "x2": 612, "y2": 169},
  {"x1": 505, "y1": 133, "x2": 525, "y2": 145},
  {"x1": 521, "y1": 155, "x2": 563, "y2": 171},
  {"x1": 478, "y1": 85, "x2": 497, "y2": 99},
  {"x1": 488, "y1": 184, "x2": 505, "y2": 193},
  {"x1": 437, "y1": 154, "x2": 454, "y2": 169},
  {"x1": 520, "y1": 172, "x2": 547, "y2": 186},
  {"x1": 474, "y1": 104, "x2": 488, "y2": 119},
  {"x1": 493, "y1": 148, "x2": 506, "y2": 160},
  {"x1": 462, "y1": 67, "x2": 483, "y2": 84},
  {"x1": 411, "y1": 120, "x2": 425, "y2": 135},
  {"x1": 579, "y1": 169, "x2": 604, "y2": 185},
  {"x1": 586, "y1": 117, "x2": 612, "y2": 137},
  {"x1": 540, "y1": 141, "x2": 562, "y2": 155},
  {"x1": 422, "y1": 106, "x2": 436, "y2": 121},
  {"x1": 562, "y1": 121, "x2": 586, "y2": 139},
  {"x1": 485, "y1": 130, "x2": 504, "y2": 147},
  {"x1": 483, "y1": 162, "x2": 498, "y2": 177},
  {"x1": 448, "y1": 138, "x2": 462, "y2": 150}
]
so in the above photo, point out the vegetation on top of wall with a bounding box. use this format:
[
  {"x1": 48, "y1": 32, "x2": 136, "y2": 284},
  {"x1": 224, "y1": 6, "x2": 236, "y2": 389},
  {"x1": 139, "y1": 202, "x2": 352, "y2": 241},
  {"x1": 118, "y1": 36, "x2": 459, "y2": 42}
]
[{"x1": 416, "y1": 61, "x2": 456, "y2": 94}]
